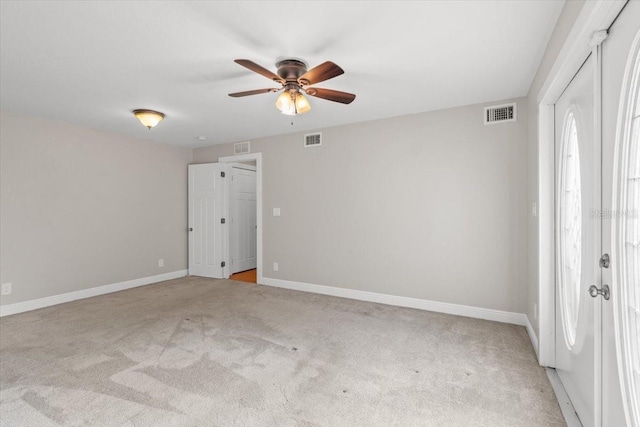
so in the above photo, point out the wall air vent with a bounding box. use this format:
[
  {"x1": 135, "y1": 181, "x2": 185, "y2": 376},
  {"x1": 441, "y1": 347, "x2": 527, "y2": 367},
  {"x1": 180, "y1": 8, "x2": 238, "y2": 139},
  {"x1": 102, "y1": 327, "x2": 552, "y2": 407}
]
[
  {"x1": 304, "y1": 132, "x2": 322, "y2": 147},
  {"x1": 234, "y1": 141, "x2": 250, "y2": 155},
  {"x1": 484, "y1": 103, "x2": 516, "y2": 125}
]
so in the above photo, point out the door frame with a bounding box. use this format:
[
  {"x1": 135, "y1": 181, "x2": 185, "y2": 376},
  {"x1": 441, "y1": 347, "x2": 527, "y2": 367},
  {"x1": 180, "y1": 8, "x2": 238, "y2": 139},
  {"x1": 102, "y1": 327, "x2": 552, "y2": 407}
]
[
  {"x1": 219, "y1": 153, "x2": 263, "y2": 284},
  {"x1": 536, "y1": 0, "x2": 626, "y2": 368}
]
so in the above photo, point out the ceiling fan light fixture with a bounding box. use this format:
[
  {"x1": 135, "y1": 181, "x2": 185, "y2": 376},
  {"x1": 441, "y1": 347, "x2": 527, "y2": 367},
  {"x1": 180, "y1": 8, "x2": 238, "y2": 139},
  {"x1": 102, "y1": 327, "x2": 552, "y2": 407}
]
[
  {"x1": 132, "y1": 109, "x2": 165, "y2": 129},
  {"x1": 295, "y1": 93, "x2": 311, "y2": 114},
  {"x1": 275, "y1": 91, "x2": 310, "y2": 116},
  {"x1": 275, "y1": 91, "x2": 294, "y2": 115}
]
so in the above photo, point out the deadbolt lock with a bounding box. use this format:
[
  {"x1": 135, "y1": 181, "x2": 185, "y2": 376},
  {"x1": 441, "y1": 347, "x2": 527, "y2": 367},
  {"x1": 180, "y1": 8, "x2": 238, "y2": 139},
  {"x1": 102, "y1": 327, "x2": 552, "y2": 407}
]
[{"x1": 599, "y1": 253, "x2": 610, "y2": 268}]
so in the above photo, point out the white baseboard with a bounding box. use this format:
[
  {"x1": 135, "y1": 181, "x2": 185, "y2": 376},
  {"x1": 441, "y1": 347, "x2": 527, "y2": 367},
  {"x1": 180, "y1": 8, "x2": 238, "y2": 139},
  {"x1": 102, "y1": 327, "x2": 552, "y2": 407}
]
[
  {"x1": 526, "y1": 316, "x2": 540, "y2": 359},
  {"x1": 0, "y1": 270, "x2": 188, "y2": 317},
  {"x1": 261, "y1": 277, "x2": 527, "y2": 326}
]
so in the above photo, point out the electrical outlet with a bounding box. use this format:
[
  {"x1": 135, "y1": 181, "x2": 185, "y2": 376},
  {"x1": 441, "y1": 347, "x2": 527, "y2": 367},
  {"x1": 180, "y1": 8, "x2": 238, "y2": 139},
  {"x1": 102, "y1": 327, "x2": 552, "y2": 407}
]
[
  {"x1": 1, "y1": 283, "x2": 12, "y2": 296},
  {"x1": 273, "y1": 262, "x2": 279, "y2": 272},
  {"x1": 532, "y1": 202, "x2": 537, "y2": 218},
  {"x1": 273, "y1": 207, "x2": 281, "y2": 217},
  {"x1": 158, "y1": 259, "x2": 164, "y2": 268}
]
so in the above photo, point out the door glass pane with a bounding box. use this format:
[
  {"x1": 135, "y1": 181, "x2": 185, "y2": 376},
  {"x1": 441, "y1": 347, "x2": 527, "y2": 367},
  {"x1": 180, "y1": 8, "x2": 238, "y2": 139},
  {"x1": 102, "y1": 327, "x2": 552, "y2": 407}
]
[{"x1": 559, "y1": 111, "x2": 582, "y2": 348}]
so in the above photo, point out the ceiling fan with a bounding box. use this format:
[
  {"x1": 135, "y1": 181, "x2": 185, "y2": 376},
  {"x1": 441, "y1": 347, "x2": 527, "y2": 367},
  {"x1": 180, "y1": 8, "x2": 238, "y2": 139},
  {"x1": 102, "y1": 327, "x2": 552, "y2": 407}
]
[{"x1": 228, "y1": 59, "x2": 356, "y2": 115}]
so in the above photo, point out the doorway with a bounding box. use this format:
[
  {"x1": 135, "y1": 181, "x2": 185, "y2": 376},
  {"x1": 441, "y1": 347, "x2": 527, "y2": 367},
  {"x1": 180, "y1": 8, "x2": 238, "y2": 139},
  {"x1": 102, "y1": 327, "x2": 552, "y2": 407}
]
[
  {"x1": 187, "y1": 153, "x2": 263, "y2": 285},
  {"x1": 541, "y1": 1, "x2": 639, "y2": 426},
  {"x1": 229, "y1": 162, "x2": 257, "y2": 283},
  {"x1": 219, "y1": 153, "x2": 263, "y2": 285}
]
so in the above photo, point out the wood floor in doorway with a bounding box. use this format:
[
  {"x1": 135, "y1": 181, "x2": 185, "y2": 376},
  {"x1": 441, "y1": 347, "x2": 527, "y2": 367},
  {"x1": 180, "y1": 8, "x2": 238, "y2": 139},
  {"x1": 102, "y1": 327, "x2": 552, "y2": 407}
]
[{"x1": 230, "y1": 268, "x2": 256, "y2": 283}]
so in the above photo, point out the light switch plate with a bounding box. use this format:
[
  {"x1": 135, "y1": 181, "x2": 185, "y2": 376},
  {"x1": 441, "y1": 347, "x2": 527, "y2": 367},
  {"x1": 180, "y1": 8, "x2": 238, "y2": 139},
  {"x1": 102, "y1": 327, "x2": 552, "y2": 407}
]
[{"x1": 273, "y1": 208, "x2": 281, "y2": 217}]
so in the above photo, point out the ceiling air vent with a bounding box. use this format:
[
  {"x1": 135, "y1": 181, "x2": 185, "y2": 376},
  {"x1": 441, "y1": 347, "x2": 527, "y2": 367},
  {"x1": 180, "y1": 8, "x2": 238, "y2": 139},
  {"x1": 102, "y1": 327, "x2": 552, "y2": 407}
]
[
  {"x1": 234, "y1": 141, "x2": 250, "y2": 155},
  {"x1": 304, "y1": 132, "x2": 322, "y2": 148},
  {"x1": 484, "y1": 103, "x2": 516, "y2": 125}
]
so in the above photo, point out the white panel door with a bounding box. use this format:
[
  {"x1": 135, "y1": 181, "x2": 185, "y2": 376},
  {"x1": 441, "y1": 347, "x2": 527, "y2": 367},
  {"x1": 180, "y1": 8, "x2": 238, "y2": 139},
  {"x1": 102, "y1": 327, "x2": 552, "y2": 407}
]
[
  {"x1": 188, "y1": 163, "x2": 228, "y2": 278},
  {"x1": 554, "y1": 54, "x2": 598, "y2": 427},
  {"x1": 229, "y1": 166, "x2": 256, "y2": 274},
  {"x1": 602, "y1": 1, "x2": 640, "y2": 426}
]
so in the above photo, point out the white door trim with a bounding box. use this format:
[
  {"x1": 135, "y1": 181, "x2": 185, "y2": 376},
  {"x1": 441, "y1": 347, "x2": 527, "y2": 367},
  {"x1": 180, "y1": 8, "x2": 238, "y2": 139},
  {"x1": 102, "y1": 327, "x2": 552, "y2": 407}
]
[
  {"x1": 219, "y1": 153, "x2": 263, "y2": 285},
  {"x1": 536, "y1": 0, "x2": 626, "y2": 367}
]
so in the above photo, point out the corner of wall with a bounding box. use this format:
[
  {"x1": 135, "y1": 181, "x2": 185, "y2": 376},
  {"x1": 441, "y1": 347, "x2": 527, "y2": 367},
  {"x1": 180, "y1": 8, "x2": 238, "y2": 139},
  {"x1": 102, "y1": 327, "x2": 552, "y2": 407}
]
[{"x1": 526, "y1": 315, "x2": 540, "y2": 360}]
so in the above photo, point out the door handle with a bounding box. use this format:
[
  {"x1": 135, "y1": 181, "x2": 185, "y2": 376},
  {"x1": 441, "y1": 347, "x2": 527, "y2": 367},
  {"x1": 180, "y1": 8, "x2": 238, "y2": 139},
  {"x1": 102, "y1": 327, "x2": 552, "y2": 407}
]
[
  {"x1": 588, "y1": 284, "x2": 610, "y2": 300},
  {"x1": 188, "y1": 227, "x2": 193, "y2": 232}
]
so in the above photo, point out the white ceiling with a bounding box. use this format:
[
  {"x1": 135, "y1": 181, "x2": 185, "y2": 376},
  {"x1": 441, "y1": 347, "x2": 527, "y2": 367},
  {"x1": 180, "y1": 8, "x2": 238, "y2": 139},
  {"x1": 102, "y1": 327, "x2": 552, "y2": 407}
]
[{"x1": 0, "y1": 1, "x2": 564, "y2": 148}]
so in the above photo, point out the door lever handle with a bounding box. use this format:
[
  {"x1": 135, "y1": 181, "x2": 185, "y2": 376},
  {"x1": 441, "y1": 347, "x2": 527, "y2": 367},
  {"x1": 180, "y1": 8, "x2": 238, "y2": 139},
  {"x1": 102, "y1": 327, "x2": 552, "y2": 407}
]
[
  {"x1": 188, "y1": 227, "x2": 193, "y2": 232},
  {"x1": 588, "y1": 284, "x2": 610, "y2": 300}
]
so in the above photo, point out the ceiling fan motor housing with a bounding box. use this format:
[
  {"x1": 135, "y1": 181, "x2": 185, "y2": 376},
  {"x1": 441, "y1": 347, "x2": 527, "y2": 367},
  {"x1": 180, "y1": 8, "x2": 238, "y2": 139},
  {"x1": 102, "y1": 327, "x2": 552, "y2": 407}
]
[{"x1": 276, "y1": 59, "x2": 308, "y2": 84}]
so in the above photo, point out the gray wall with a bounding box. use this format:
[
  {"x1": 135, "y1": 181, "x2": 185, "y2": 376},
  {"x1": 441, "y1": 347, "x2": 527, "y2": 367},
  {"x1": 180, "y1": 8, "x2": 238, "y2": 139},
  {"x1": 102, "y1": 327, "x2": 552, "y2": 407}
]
[
  {"x1": 0, "y1": 111, "x2": 192, "y2": 305},
  {"x1": 195, "y1": 98, "x2": 529, "y2": 313},
  {"x1": 526, "y1": 0, "x2": 586, "y2": 337}
]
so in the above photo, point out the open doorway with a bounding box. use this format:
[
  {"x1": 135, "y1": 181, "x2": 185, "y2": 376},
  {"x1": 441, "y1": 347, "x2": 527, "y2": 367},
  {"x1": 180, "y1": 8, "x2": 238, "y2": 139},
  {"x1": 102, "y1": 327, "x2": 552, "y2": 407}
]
[
  {"x1": 187, "y1": 153, "x2": 263, "y2": 284},
  {"x1": 219, "y1": 153, "x2": 263, "y2": 285},
  {"x1": 228, "y1": 161, "x2": 257, "y2": 283}
]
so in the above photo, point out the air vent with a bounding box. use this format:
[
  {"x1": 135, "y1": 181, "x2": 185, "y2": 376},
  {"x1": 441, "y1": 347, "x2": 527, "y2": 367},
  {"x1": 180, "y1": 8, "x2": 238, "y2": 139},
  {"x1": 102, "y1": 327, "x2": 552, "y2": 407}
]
[
  {"x1": 304, "y1": 132, "x2": 322, "y2": 147},
  {"x1": 234, "y1": 141, "x2": 250, "y2": 154},
  {"x1": 484, "y1": 103, "x2": 516, "y2": 125}
]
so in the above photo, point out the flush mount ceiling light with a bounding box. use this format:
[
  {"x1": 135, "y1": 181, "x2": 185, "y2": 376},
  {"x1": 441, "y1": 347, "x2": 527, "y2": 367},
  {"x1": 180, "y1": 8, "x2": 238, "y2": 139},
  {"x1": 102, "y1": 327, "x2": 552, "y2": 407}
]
[
  {"x1": 132, "y1": 109, "x2": 165, "y2": 129},
  {"x1": 228, "y1": 59, "x2": 355, "y2": 115}
]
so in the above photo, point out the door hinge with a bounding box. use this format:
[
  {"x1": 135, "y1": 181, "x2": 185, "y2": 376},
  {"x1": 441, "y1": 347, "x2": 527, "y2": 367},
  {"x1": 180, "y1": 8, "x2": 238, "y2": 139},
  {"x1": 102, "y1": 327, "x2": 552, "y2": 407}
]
[
  {"x1": 590, "y1": 29, "x2": 608, "y2": 47},
  {"x1": 221, "y1": 261, "x2": 226, "y2": 268},
  {"x1": 221, "y1": 171, "x2": 225, "y2": 177},
  {"x1": 221, "y1": 218, "x2": 226, "y2": 224}
]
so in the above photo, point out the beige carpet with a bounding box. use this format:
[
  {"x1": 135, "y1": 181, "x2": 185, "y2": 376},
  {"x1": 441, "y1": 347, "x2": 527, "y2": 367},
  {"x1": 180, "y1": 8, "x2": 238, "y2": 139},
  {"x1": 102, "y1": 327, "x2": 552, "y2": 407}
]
[{"x1": 0, "y1": 276, "x2": 565, "y2": 426}]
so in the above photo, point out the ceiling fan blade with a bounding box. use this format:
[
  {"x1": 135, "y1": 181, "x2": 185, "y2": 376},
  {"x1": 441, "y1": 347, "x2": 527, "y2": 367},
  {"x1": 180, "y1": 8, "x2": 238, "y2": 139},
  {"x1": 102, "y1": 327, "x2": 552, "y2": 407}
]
[
  {"x1": 234, "y1": 59, "x2": 284, "y2": 83},
  {"x1": 228, "y1": 88, "x2": 281, "y2": 97},
  {"x1": 298, "y1": 61, "x2": 344, "y2": 86},
  {"x1": 305, "y1": 87, "x2": 356, "y2": 104}
]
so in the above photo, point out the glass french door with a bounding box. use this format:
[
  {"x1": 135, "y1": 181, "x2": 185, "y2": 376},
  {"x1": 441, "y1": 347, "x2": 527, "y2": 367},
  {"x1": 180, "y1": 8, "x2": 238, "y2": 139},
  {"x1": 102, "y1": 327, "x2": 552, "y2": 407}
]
[{"x1": 602, "y1": 1, "x2": 640, "y2": 426}]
